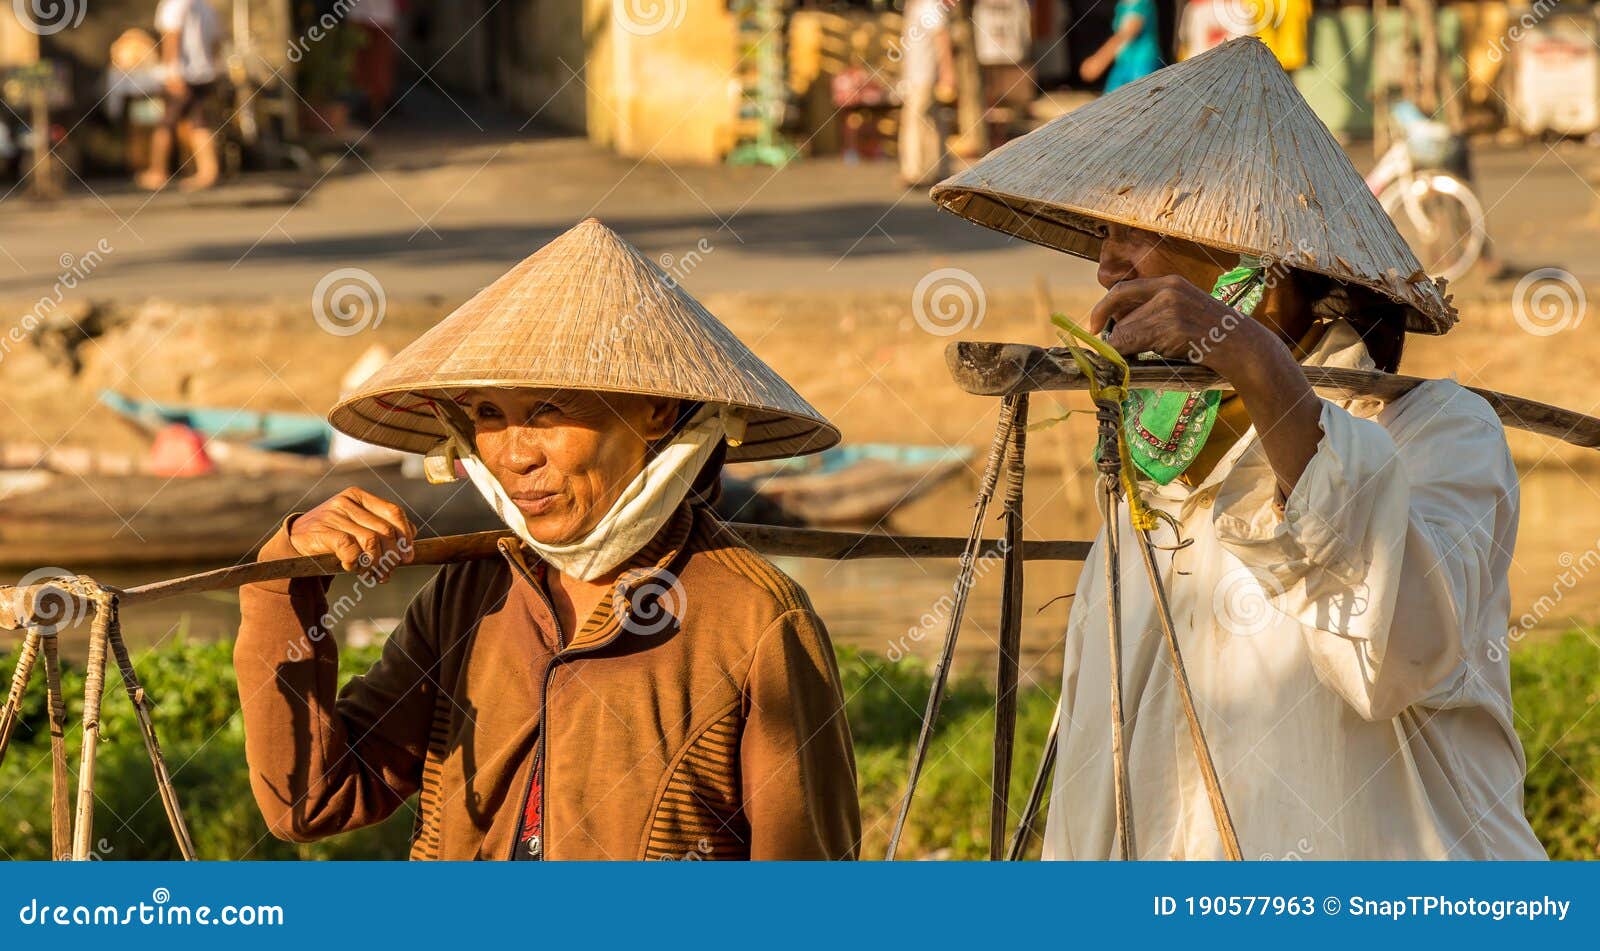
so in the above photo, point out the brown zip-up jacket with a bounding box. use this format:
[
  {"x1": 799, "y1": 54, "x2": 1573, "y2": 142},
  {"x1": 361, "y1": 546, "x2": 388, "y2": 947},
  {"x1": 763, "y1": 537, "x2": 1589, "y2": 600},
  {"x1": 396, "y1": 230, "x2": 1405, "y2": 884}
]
[{"x1": 233, "y1": 503, "x2": 861, "y2": 860}]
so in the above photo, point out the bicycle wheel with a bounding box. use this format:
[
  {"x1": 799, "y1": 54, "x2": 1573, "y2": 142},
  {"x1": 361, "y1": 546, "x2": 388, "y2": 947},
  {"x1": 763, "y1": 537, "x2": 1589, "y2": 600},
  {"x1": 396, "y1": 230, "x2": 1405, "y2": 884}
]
[{"x1": 1377, "y1": 173, "x2": 1487, "y2": 284}]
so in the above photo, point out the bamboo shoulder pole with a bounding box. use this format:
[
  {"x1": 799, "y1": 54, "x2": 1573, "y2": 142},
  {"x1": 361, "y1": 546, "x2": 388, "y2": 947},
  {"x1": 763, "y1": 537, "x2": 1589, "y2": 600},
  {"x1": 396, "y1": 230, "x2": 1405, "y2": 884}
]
[
  {"x1": 0, "y1": 524, "x2": 1093, "y2": 630},
  {"x1": 114, "y1": 525, "x2": 1092, "y2": 609},
  {"x1": 945, "y1": 340, "x2": 1600, "y2": 450}
]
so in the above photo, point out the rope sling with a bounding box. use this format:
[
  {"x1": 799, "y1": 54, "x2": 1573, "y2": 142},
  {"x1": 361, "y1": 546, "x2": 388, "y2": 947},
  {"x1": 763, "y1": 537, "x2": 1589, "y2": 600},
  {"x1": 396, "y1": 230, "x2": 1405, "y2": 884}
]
[
  {"x1": 886, "y1": 311, "x2": 1243, "y2": 861},
  {"x1": 0, "y1": 581, "x2": 195, "y2": 860}
]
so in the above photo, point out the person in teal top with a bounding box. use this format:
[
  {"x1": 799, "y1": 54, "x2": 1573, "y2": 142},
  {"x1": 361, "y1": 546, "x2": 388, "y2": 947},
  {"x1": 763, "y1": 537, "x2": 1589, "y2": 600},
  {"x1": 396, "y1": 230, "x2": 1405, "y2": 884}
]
[{"x1": 1081, "y1": 0, "x2": 1164, "y2": 92}]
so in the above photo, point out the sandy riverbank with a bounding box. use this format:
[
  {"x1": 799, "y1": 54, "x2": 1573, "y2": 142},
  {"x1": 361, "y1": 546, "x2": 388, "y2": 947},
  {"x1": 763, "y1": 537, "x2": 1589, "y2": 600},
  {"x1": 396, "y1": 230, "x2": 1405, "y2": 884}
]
[{"x1": 2, "y1": 286, "x2": 1598, "y2": 674}]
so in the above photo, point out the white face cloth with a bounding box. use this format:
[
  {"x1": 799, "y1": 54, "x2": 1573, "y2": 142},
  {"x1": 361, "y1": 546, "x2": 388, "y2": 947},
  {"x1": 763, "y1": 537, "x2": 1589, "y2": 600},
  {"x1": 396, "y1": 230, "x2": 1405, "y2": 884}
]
[{"x1": 431, "y1": 401, "x2": 726, "y2": 582}]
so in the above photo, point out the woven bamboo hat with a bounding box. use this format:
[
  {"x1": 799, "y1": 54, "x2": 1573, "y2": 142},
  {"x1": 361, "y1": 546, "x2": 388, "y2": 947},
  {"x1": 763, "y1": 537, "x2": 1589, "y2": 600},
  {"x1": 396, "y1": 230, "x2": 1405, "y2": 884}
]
[
  {"x1": 329, "y1": 219, "x2": 839, "y2": 461},
  {"x1": 930, "y1": 37, "x2": 1456, "y2": 334}
]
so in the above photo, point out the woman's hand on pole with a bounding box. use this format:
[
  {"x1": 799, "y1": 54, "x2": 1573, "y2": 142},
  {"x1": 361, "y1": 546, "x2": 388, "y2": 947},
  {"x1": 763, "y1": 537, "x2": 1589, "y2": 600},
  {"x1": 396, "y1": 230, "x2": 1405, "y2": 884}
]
[{"x1": 287, "y1": 487, "x2": 418, "y2": 582}]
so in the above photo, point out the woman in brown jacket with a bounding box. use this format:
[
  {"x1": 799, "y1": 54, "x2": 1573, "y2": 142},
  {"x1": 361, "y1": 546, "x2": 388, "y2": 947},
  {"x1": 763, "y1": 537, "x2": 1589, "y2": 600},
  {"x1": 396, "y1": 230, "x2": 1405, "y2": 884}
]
[{"x1": 234, "y1": 219, "x2": 861, "y2": 860}]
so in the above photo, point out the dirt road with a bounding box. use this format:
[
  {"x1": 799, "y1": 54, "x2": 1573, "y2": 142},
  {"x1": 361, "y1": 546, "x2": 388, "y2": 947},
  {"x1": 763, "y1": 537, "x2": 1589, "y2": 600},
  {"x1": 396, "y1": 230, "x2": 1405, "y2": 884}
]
[{"x1": 1, "y1": 122, "x2": 1597, "y2": 305}]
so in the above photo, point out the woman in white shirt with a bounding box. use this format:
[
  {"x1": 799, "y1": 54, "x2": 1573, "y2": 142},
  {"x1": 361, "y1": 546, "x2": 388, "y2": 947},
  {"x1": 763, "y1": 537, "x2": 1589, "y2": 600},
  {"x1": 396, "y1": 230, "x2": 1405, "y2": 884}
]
[
  {"x1": 928, "y1": 38, "x2": 1546, "y2": 860},
  {"x1": 1040, "y1": 224, "x2": 1545, "y2": 859}
]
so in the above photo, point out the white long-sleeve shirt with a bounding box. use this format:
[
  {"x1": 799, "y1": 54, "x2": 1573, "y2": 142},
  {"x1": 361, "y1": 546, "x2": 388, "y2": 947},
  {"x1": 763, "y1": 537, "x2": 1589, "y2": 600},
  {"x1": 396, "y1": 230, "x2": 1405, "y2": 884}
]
[{"x1": 1042, "y1": 319, "x2": 1546, "y2": 860}]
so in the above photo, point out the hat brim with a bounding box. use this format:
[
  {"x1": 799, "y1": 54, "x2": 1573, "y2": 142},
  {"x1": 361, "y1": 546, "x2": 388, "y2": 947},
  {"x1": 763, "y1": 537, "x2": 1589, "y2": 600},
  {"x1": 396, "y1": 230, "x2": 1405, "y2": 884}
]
[
  {"x1": 930, "y1": 184, "x2": 1452, "y2": 335},
  {"x1": 330, "y1": 381, "x2": 841, "y2": 464}
]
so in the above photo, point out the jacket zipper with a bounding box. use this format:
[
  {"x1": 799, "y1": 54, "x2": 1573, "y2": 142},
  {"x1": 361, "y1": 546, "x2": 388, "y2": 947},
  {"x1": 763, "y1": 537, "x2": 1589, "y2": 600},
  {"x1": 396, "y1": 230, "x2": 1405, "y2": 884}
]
[
  {"x1": 501, "y1": 542, "x2": 558, "y2": 861},
  {"x1": 496, "y1": 540, "x2": 645, "y2": 860}
]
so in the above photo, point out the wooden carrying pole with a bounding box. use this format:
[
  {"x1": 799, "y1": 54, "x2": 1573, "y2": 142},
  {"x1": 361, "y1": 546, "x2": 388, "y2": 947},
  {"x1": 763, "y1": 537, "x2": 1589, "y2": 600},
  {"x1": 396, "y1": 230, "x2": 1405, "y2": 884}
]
[
  {"x1": 945, "y1": 341, "x2": 1600, "y2": 450},
  {"x1": 0, "y1": 524, "x2": 1092, "y2": 632}
]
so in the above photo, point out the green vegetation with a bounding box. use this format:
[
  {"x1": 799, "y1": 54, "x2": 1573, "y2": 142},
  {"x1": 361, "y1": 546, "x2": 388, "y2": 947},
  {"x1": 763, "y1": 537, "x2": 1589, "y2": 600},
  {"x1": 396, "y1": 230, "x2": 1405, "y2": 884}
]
[
  {"x1": 0, "y1": 632, "x2": 1595, "y2": 860},
  {"x1": 841, "y1": 648, "x2": 1058, "y2": 860},
  {"x1": 0, "y1": 639, "x2": 413, "y2": 861},
  {"x1": 1509, "y1": 631, "x2": 1600, "y2": 859}
]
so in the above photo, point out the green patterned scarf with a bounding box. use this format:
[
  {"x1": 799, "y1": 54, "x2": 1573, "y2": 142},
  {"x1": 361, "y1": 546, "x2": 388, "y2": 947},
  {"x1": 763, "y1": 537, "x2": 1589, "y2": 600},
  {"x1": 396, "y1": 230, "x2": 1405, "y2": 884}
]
[{"x1": 1115, "y1": 260, "x2": 1267, "y2": 485}]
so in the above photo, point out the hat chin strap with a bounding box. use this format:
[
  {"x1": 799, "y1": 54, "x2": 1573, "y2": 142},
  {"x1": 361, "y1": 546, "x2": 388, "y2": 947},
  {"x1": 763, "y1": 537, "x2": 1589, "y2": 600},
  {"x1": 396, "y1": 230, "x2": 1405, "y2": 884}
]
[{"x1": 430, "y1": 402, "x2": 726, "y2": 582}]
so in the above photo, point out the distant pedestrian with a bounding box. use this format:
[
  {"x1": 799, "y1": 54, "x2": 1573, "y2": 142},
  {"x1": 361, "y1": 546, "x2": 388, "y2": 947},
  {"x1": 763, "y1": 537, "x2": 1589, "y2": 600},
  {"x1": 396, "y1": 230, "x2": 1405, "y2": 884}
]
[
  {"x1": 1080, "y1": 0, "x2": 1163, "y2": 92},
  {"x1": 898, "y1": 0, "x2": 957, "y2": 188},
  {"x1": 832, "y1": 32, "x2": 892, "y2": 163},
  {"x1": 973, "y1": 0, "x2": 1034, "y2": 150},
  {"x1": 1177, "y1": 0, "x2": 1248, "y2": 60},
  {"x1": 351, "y1": 0, "x2": 404, "y2": 120},
  {"x1": 138, "y1": 0, "x2": 222, "y2": 191}
]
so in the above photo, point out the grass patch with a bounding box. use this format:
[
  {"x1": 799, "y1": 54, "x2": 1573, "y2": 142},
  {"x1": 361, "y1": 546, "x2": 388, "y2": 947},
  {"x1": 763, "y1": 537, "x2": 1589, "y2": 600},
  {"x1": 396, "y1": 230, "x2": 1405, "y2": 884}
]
[
  {"x1": 0, "y1": 633, "x2": 1595, "y2": 860},
  {"x1": 1510, "y1": 630, "x2": 1600, "y2": 858}
]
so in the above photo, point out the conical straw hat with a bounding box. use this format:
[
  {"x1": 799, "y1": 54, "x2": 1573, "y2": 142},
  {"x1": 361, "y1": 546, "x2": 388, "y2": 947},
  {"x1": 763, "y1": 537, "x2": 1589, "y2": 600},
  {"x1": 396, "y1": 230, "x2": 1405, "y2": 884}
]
[
  {"x1": 330, "y1": 219, "x2": 839, "y2": 461},
  {"x1": 930, "y1": 37, "x2": 1455, "y2": 334}
]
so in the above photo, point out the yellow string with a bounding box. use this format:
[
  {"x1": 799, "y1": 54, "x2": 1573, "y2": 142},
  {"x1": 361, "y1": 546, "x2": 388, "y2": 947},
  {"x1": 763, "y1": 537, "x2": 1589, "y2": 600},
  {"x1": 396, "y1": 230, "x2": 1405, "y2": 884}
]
[{"x1": 1049, "y1": 313, "x2": 1158, "y2": 532}]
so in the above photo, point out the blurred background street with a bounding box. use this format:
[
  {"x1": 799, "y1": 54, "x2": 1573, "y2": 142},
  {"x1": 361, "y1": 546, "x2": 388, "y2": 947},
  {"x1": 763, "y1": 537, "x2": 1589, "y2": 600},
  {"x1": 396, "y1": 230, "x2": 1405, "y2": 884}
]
[{"x1": 2, "y1": 106, "x2": 1598, "y2": 301}]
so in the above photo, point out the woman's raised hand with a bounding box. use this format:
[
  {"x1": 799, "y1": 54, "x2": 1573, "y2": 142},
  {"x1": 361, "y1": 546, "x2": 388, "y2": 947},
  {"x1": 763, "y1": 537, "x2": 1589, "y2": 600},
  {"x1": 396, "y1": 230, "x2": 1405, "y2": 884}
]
[{"x1": 287, "y1": 487, "x2": 417, "y2": 581}]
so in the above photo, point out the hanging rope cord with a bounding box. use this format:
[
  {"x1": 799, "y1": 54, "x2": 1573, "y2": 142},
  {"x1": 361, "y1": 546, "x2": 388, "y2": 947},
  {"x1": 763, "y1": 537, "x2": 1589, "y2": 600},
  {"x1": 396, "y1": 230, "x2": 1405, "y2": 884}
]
[
  {"x1": 1047, "y1": 310, "x2": 1244, "y2": 861},
  {"x1": 1049, "y1": 313, "x2": 1159, "y2": 531}
]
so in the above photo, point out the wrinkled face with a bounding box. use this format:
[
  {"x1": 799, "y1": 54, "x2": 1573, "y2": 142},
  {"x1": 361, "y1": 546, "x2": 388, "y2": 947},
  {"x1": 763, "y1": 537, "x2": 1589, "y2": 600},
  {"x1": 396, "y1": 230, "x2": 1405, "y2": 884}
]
[
  {"x1": 460, "y1": 388, "x2": 680, "y2": 546},
  {"x1": 1096, "y1": 223, "x2": 1233, "y2": 293}
]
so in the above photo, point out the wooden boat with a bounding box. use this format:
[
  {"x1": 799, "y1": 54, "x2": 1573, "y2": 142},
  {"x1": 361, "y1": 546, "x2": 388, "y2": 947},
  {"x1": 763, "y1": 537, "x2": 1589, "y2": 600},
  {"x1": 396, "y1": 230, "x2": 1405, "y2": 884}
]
[
  {"x1": 98, "y1": 390, "x2": 333, "y2": 456},
  {"x1": 0, "y1": 453, "x2": 497, "y2": 568},
  {"x1": 724, "y1": 444, "x2": 974, "y2": 527},
  {"x1": 0, "y1": 433, "x2": 975, "y2": 566}
]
